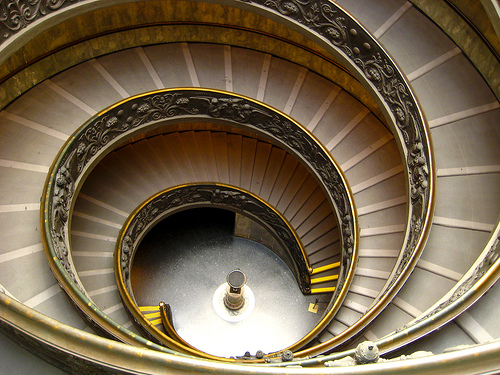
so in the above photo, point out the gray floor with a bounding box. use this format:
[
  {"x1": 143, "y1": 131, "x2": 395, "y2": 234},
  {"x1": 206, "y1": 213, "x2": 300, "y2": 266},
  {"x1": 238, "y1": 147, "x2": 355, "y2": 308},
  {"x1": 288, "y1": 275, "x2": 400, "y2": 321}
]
[{"x1": 131, "y1": 208, "x2": 331, "y2": 357}]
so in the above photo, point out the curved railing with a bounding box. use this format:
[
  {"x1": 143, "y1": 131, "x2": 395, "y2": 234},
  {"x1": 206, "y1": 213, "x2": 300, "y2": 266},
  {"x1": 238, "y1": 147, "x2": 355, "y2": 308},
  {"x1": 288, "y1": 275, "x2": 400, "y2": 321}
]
[
  {"x1": 2, "y1": 1, "x2": 500, "y2": 373},
  {"x1": 232, "y1": 0, "x2": 436, "y2": 354},
  {"x1": 117, "y1": 183, "x2": 311, "y2": 294},
  {"x1": 115, "y1": 183, "x2": 317, "y2": 354},
  {"x1": 41, "y1": 88, "x2": 358, "y2": 358},
  {"x1": 23, "y1": 0, "x2": 437, "y2": 357},
  {"x1": 14, "y1": 0, "x2": 500, "y2": 374}
]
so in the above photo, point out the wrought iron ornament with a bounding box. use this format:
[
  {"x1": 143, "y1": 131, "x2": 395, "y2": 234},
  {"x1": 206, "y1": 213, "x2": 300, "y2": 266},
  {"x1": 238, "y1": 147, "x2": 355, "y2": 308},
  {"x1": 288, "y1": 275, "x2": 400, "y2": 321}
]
[{"x1": 0, "y1": 0, "x2": 78, "y2": 42}]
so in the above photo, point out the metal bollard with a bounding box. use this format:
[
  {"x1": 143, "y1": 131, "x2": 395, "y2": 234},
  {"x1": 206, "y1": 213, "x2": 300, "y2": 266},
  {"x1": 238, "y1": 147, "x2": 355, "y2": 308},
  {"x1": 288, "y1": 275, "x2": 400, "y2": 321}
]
[{"x1": 224, "y1": 269, "x2": 247, "y2": 310}]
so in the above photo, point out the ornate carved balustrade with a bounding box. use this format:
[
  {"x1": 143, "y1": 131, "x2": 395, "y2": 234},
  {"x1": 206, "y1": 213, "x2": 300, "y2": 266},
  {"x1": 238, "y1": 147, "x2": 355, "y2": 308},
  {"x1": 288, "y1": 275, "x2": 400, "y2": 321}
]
[
  {"x1": 31, "y1": 0, "x2": 437, "y2": 359},
  {"x1": 0, "y1": 0, "x2": 78, "y2": 45},
  {"x1": 41, "y1": 88, "x2": 357, "y2": 358},
  {"x1": 116, "y1": 184, "x2": 311, "y2": 295}
]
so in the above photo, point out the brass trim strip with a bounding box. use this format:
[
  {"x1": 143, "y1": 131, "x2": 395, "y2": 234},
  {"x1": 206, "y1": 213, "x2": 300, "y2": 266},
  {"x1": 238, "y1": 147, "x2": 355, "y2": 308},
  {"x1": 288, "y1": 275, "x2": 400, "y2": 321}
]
[
  {"x1": 144, "y1": 312, "x2": 161, "y2": 319},
  {"x1": 115, "y1": 182, "x2": 311, "y2": 290},
  {"x1": 139, "y1": 306, "x2": 160, "y2": 312},
  {"x1": 310, "y1": 275, "x2": 339, "y2": 284},
  {"x1": 310, "y1": 287, "x2": 336, "y2": 294},
  {"x1": 159, "y1": 302, "x2": 196, "y2": 350},
  {"x1": 39, "y1": 88, "x2": 356, "y2": 360},
  {"x1": 311, "y1": 262, "x2": 340, "y2": 275}
]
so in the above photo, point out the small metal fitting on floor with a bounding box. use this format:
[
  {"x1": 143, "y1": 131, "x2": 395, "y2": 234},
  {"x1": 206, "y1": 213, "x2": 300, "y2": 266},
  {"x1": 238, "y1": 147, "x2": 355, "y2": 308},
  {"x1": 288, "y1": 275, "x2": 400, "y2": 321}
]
[{"x1": 281, "y1": 350, "x2": 294, "y2": 362}]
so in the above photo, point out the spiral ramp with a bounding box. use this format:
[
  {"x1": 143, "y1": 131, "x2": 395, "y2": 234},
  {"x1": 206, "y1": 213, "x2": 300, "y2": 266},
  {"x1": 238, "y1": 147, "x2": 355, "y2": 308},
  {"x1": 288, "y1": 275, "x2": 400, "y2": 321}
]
[{"x1": 0, "y1": 0, "x2": 499, "y2": 373}]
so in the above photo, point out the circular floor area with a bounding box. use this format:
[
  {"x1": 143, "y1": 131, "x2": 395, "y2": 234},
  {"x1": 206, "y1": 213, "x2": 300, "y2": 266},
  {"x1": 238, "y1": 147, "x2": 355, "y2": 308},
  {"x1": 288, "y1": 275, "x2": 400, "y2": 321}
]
[{"x1": 131, "y1": 208, "x2": 331, "y2": 357}]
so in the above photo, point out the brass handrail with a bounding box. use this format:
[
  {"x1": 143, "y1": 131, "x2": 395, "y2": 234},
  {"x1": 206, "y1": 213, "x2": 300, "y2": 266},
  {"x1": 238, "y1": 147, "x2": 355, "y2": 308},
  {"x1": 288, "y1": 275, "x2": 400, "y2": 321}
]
[
  {"x1": 115, "y1": 183, "x2": 312, "y2": 296},
  {"x1": 159, "y1": 302, "x2": 195, "y2": 349},
  {"x1": 40, "y1": 0, "x2": 436, "y2": 358},
  {"x1": 114, "y1": 183, "x2": 332, "y2": 354}
]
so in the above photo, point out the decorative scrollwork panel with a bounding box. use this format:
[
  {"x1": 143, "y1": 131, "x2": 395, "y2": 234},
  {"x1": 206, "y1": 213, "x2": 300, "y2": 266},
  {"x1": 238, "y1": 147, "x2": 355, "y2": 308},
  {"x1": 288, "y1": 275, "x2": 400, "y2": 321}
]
[{"x1": 0, "y1": 0, "x2": 78, "y2": 42}]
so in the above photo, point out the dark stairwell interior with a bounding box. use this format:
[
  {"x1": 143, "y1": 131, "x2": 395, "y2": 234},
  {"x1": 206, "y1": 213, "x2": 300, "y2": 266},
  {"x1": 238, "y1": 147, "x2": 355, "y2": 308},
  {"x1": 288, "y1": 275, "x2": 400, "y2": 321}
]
[{"x1": 131, "y1": 207, "x2": 331, "y2": 357}]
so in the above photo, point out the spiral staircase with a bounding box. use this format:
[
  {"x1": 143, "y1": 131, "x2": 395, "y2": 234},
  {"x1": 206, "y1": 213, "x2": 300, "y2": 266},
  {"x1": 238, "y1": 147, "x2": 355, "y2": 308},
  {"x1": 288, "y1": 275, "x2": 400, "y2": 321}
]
[{"x1": 0, "y1": 0, "x2": 499, "y2": 373}]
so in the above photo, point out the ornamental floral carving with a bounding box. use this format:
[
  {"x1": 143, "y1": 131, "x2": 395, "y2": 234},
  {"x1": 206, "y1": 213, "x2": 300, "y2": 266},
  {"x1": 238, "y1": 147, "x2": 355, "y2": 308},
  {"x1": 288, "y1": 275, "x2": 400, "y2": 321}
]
[
  {"x1": 263, "y1": 0, "x2": 349, "y2": 54},
  {"x1": 50, "y1": 148, "x2": 79, "y2": 287},
  {"x1": 0, "y1": 0, "x2": 78, "y2": 41}
]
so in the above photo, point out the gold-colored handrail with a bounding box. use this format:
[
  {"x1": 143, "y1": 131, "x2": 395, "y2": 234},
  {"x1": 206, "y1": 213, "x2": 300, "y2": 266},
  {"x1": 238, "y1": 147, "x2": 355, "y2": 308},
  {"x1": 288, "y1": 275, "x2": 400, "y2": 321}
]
[
  {"x1": 34, "y1": 0, "x2": 435, "y2": 363},
  {"x1": 159, "y1": 302, "x2": 193, "y2": 347}
]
